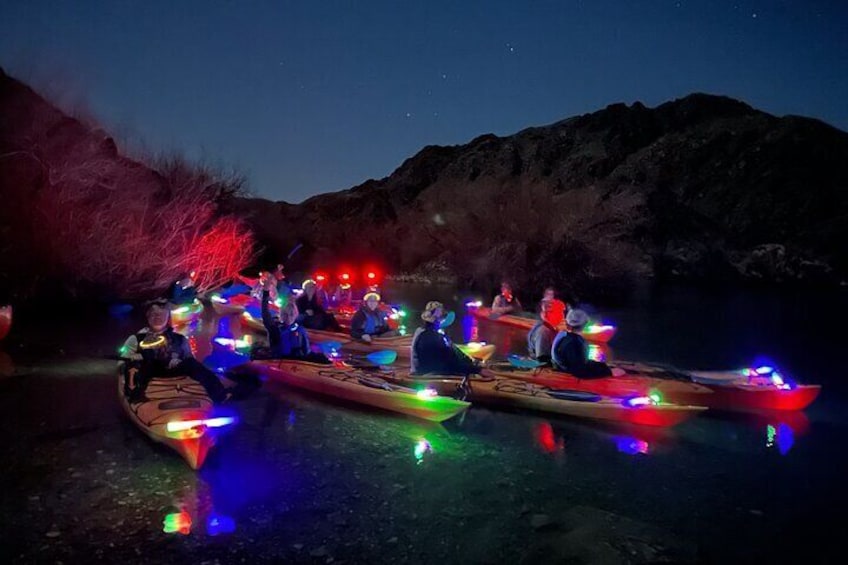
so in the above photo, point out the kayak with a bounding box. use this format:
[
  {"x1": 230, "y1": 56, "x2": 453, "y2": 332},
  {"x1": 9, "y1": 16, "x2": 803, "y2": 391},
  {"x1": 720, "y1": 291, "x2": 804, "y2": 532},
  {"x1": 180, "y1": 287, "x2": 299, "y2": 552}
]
[
  {"x1": 382, "y1": 371, "x2": 705, "y2": 427},
  {"x1": 486, "y1": 360, "x2": 820, "y2": 413},
  {"x1": 0, "y1": 305, "x2": 11, "y2": 340},
  {"x1": 171, "y1": 299, "x2": 204, "y2": 326},
  {"x1": 118, "y1": 371, "x2": 236, "y2": 469},
  {"x1": 616, "y1": 360, "x2": 821, "y2": 412},
  {"x1": 468, "y1": 305, "x2": 616, "y2": 343},
  {"x1": 250, "y1": 359, "x2": 470, "y2": 422}
]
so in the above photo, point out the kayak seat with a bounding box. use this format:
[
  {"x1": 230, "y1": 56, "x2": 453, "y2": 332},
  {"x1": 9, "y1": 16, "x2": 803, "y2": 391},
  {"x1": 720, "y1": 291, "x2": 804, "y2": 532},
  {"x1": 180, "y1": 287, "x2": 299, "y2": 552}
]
[{"x1": 158, "y1": 399, "x2": 205, "y2": 410}]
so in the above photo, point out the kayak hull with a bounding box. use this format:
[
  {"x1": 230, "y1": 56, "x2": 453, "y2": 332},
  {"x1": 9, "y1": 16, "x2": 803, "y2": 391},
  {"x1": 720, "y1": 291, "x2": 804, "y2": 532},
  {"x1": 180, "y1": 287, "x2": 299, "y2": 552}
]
[
  {"x1": 118, "y1": 373, "x2": 222, "y2": 469},
  {"x1": 469, "y1": 306, "x2": 616, "y2": 343},
  {"x1": 251, "y1": 359, "x2": 469, "y2": 422},
  {"x1": 384, "y1": 372, "x2": 704, "y2": 428},
  {"x1": 489, "y1": 361, "x2": 821, "y2": 413}
]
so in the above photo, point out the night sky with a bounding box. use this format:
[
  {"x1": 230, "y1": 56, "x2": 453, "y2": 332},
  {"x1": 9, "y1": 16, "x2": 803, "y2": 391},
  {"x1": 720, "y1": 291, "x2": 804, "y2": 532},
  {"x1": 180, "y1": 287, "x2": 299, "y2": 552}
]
[{"x1": 1, "y1": 1, "x2": 846, "y2": 203}]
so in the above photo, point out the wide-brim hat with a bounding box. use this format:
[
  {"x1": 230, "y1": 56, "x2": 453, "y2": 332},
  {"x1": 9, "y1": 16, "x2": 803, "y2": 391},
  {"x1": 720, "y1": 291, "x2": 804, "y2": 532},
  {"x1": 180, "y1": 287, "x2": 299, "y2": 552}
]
[
  {"x1": 565, "y1": 308, "x2": 588, "y2": 328},
  {"x1": 421, "y1": 301, "x2": 444, "y2": 323}
]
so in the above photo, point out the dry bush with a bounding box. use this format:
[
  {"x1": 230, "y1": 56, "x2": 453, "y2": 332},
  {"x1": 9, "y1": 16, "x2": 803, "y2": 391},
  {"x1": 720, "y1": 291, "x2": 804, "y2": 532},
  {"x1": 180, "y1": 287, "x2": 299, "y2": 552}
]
[{"x1": 23, "y1": 149, "x2": 256, "y2": 300}]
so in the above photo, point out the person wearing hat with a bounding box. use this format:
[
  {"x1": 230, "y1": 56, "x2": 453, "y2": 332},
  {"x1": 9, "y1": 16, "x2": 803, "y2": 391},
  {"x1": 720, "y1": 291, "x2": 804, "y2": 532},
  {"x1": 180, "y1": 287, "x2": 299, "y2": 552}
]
[
  {"x1": 296, "y1": 279, "x2": 342, "y2": 331},
  {"x1": 411, "y1": 301, "x2": 480, "y2": 375},
  {"x1": 350, "y1": 292, "x2": 395, "y2": 341},
  {"x1": 527, "y1": 297, "x2": 566, "y2": 363},
  {"x1": 119, "y1": 299, "x2": 231, "y2": 404},
  {"x1": 491, "y1": 281, "x2": 523, "y2": 317},
  {"x1": 551, "y1": 308, "x2": 612, "y2": 378}
]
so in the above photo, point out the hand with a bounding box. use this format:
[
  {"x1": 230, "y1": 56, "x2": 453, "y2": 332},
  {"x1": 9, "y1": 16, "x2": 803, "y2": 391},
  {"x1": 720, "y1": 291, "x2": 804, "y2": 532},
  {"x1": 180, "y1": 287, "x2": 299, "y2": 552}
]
[
  {"x1": 362, "y1": 334, "x2": 372, "y2": 343},
  {"x1": 262, "y1": 276, "x2": 274, "y2": 290}
]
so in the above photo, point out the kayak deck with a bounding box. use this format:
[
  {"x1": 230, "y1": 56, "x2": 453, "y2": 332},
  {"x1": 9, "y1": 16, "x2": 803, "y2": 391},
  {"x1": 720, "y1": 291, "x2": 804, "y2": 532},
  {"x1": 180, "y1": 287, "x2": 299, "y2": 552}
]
[
  {"x1": 119, "y1": 373, "x2": 228, "y2": 469},
  {"x1": 381, "y1": 370, "x2": 705, "y2": 427},
  {"x1": 251, "y1": 359, "x2": 469, "y2": 422}
]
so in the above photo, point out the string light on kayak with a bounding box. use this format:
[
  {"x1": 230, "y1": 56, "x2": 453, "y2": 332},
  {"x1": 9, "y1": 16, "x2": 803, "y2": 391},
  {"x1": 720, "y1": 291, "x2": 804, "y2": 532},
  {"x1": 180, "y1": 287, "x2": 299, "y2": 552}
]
[
  {"x1": 622, "y1": 395, "x2": 660, "y2": 408},
  {"x1": 742, "y1": 364, "x2": 794, "y2": 390},
  {"x1": 587, "y1": 344, "x2": 606, "y2": 362},
  {"x1": 465, "y1": 300, "x2": 483, "y2": 308},
  {"x1": 584, "y1": 323, "x2": 615, "y2": 334},
  {"x1": 166, "y1": 416, "x2": 237, "y2": 438},
  {"x1": 416, "y1": 388, "x2": 439, "y2": 401},
  {"x1": 163, "y1": 511, "x2": 192, "y2": 535},
  {"x1": 210, "y1": 294, "x2": 227, "y2": 303},
  {"x1": 414, "y1": 439, "x2": 433, "y2": 464}
]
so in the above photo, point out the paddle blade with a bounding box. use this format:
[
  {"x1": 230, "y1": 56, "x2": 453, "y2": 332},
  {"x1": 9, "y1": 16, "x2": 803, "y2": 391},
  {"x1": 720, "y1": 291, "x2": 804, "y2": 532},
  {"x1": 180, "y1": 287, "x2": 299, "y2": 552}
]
[
  {"x1": 319, "y1": 341, "x2": 344, "y2": 357},
  {"x1": 366, "y1": 350, "x2": 398, "y2": 365},
  {"x1": 441, "y1": 310, "x2": 456, "y2": 328},
  {"x1": 508, "y1": 354, "x2": 544, "y2": 369}
]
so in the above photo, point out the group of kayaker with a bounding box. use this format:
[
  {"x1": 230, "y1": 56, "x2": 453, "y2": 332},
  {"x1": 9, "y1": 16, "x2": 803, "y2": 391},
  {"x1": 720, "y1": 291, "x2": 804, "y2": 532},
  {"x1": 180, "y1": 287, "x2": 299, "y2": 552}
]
[
  {"x1": 122, "y1": 272, "x2": 607, "y2": 408},
  {"x1": 494, "y1": 282, "x2": 612, "y2": 378}
]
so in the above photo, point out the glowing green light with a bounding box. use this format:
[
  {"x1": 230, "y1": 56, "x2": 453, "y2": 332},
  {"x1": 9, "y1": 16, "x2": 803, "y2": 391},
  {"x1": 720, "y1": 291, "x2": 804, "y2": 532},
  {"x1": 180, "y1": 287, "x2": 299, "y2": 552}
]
[
  {"x1": 211, "y1": 294, "x2": 226, "y2": 303},
  {"x1": 766, "y1": 424, "x2": 776, "y2": 448},
  {"x1": 416, "y1": 388, "x2": 438, "y2": 401},
  {"x1": 649, "y1": 391, "x2": 662, "y2": 404}
]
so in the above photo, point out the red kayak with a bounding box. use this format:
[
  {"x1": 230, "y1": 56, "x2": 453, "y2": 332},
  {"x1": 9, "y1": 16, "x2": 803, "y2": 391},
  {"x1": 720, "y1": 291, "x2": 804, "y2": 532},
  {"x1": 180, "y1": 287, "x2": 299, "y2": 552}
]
[
  {"x1": 468, "y1": 305, "x2": 616, "y2": 343},
  {"x1": 486, "y1": 360, "x2": 820, "y2": 413},
  {"x1": 0, "y1": 305, "x2": 11, "y2": 341}
]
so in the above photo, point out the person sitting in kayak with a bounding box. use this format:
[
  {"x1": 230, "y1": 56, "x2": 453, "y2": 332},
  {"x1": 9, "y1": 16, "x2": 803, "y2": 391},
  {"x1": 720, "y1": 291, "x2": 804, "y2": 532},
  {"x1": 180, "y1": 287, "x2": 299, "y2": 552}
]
[
  {"x1": 260, "y1": 277, "x2": 316, "y2": 358},
  {"x1": 539, "y1": 286, "x2": 568, "y2": 314},
  {"x1": 551, "y1": 309, "x2": 612, "y2": 378},
  {"x1": 169, "y1": 272, "x2": 197, "y2": 305},
  {"x1": 296, "y1": 280, "x2": 342, "y2": 331},
  {"x1": 528, "y1": 298, "x2": 566, "y2": 363},
  {"x1": 411, "y1": 301, "x2": 481, "y2": 376},
  {"x1": 121, "y1": 299, "x2": 230, "y2": 404},
  {"x1": 491, "y1": 282, "x2": 522, "y2": 316},
  {"x1": 350, "y1": 292, "x2": 396, "y2": 342}
]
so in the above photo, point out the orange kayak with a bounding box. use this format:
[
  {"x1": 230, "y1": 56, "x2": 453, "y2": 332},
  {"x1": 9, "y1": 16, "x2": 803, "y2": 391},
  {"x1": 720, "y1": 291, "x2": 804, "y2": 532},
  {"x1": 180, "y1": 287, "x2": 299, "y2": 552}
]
[
  {"x1": 468, "y1": 305, "x2": 616, "y2": 343},
  {"x1": 251, "y1": 359, "x2": 470, "y2": 422},
  {"x1": 485, "y1": 360, "x2": 820, "y2": 413},
  {"x1": 119, "y1": 372, "x2": 236, "y2": 469},
  {"x1": 382, "y1": 370, "x2": 705, "y2": 427}
]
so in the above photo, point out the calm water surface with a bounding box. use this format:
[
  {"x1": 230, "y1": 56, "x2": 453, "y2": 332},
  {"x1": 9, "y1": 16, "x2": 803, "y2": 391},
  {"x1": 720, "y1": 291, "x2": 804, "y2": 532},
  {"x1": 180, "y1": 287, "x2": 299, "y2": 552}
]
[{"x1": 1, "y1": 283, "x2": 845, "y2": 564}]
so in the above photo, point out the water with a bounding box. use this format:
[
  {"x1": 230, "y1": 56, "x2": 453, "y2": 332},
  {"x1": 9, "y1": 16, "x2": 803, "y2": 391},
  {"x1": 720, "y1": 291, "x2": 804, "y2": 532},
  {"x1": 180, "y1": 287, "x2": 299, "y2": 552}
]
[{"x1": 1, "y1": 283, "x2": 845, "y2": 563}]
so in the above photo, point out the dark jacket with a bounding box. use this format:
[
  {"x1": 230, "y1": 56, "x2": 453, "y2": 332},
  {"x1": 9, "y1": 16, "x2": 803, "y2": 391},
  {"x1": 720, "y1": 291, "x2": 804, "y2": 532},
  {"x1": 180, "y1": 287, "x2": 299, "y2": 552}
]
[
  {"x1": 263, "y1": 291, "x2": 310, "y2": 358},
  {"x1": 527, "y1": 321, "x2": 557, "y2": 362},
  {"x1": 551, "y1": 331, "x2": 612, "y2": 378},
  {"x1": 411, "y1": 322, "x2": 480, "y2": 376},
  {"x1": 350, "y1": 306, "x2": 391, "y2": 339}
]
